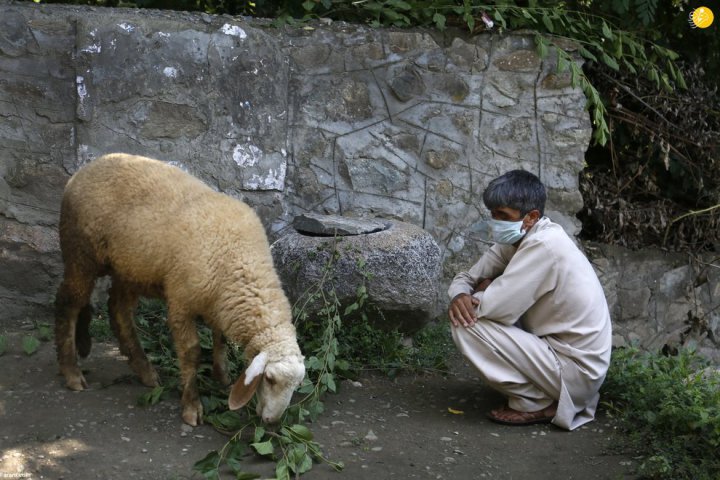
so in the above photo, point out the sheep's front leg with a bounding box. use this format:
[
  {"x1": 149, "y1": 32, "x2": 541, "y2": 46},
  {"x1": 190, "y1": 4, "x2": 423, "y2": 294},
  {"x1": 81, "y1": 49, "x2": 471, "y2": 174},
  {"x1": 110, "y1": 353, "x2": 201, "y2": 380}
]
[
  {"x1": 168, "y1": 306, "x2": 203, "y2": 426},
  {"x1": 212, "y1": 328, "x2": 230, "y2": 386},
  {"x1": 108, "y1": 279, "x2": 159, "y2": 388}
]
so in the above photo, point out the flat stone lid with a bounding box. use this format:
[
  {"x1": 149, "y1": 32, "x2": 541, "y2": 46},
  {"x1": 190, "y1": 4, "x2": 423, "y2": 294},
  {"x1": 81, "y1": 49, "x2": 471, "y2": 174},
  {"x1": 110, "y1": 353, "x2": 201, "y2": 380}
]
[{"x1": 292, "y1": 213, "x2": 388, "y2": 236}]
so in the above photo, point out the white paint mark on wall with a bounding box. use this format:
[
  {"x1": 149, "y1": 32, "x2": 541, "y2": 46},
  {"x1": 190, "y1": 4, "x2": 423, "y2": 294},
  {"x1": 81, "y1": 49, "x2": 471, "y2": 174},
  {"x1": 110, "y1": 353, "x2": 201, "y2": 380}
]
[
  {"x1": 245, "y1": 161, "x2": 287, "y2": 190},
  {"x1": 81, "y1": 44, "x2": 101, "y2": 54},
  {"x1": 76, "y1": 76, "x2": 88, "y2": 102},
  {"x1": 233, "y1": 144, "x2": 262, "y2": 168},
  {"x1": 221, "y1": 24, "x2": 247, "y2": 39},
  {"x1": 163, "y1": 67, "x2": 178, "y2": 78},
  {"x1": 447, "y1": 234, "x2": 465, "y2": 253},
  {"x1": 117, "y1": 23, "x2": 135, "y2": 33},
  {"x1": 270, "y1": 162, "x2": 287, "y2": 190},
  {"x1": 76, "y1": 144, "x2": 91, "y2": 172}
]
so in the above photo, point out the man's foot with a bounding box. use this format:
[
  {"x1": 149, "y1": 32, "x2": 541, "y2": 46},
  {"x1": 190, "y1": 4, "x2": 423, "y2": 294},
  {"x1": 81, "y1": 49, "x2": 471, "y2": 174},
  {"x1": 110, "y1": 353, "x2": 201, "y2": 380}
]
[{"x1": 487, "y1": 402, "x2": 557, "y2": 426}]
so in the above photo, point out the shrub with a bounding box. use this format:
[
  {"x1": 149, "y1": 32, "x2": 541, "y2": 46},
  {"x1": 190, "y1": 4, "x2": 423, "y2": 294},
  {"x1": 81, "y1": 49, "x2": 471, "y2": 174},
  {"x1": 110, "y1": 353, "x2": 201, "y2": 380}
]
[{"x1": 601, "y1": 346, "x2": 720, "y2": 479}]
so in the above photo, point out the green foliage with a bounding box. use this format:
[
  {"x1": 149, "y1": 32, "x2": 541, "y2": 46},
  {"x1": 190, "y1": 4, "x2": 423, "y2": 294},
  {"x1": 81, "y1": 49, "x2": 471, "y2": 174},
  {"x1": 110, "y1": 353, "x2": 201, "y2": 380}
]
[
  {"x1": 0, "y1": 322, "x2": 56, "y2": 356},
  {"x1": 634, "y1": 0, "x2": 658, "y2": 26},
  {"x1": 126, "y1": 296, "x2": 343, "y2": 478},
  {"x1": 89, "y1": 304, "x2": 114, "y2": 341},
  {"x1": 289, "y1": 243, "x2": 357, "y2": 420},
  {"x1": 193, "y1": 422, "x2": 340, "y2": 479},
  {"x1": 328, "y1": 315, "x2": 453, "y2": 376},
  {"x1": 137, "y1": 385, "x2": 169, "y2": 406},
  {"x1": 36, "y1": 322, "x2": 53, "y2": 342},
  {"x1": 14, "y1": 320, "x2": 56, "y2": 356},
  {"x1": 407, "y1": 320, "x2": 454, "y2": 372},
  {"x1": 293, "y1": 242, "x2": 454, "y2": 379},
  {"x1": 601, "y1": 346, "x2": 720, "y2": 479},
  {"x1": 22, "y1": 335, "x2": 40, "y2": 355}
]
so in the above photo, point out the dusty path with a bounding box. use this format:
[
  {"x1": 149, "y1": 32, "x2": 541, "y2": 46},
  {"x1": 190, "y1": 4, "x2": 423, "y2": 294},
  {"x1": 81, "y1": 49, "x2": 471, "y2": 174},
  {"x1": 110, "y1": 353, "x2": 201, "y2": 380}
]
[{"x1": 0, "y1": 334, "x2": 638, "y2": 479}]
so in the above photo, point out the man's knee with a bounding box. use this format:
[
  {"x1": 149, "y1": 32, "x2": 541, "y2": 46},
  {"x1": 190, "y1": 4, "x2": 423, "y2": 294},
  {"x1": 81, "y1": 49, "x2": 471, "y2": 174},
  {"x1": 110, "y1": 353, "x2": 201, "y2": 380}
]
[
  {"x1": 451, "y1": 323, "x2": 472, "y2": 349},
  {"x1": 452, "y1": 321, "x2": 496, "y2": 355}
]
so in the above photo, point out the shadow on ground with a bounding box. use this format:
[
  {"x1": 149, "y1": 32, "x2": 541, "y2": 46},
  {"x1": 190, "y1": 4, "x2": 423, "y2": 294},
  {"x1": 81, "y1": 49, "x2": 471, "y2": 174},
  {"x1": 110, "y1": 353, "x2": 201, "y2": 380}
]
[{"x1": 0, "y1": 333, "x2": 638, "y2": 479}]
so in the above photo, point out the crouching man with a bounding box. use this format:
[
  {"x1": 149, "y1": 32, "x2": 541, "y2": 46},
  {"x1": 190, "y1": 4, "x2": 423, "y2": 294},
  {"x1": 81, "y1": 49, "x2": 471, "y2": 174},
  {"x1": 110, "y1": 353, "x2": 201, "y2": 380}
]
[{"x1": 448, "y1": 170, "x2": 612, "y2": 430}]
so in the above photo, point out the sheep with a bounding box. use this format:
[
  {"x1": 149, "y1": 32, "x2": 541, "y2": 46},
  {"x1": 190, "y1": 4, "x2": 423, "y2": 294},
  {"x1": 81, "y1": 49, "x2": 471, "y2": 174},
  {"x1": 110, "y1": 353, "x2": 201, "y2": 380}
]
[{"x1": 54, "y1": 153, "x2": 306, "y2": 426}]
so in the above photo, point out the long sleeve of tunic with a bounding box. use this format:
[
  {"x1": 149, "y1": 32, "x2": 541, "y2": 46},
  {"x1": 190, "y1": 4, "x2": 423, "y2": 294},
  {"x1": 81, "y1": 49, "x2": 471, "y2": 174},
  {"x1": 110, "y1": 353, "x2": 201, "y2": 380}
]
[{"x1": 447, "y1": 217, "x2": 613, "y2": 429}]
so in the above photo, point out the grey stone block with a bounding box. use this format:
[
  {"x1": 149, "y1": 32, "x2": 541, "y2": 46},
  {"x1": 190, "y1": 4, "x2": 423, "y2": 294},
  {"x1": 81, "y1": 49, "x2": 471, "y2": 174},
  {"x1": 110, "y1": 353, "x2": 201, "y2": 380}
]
[{"x1": 272, "y1": 219, "x2": 441, "y2": 333}]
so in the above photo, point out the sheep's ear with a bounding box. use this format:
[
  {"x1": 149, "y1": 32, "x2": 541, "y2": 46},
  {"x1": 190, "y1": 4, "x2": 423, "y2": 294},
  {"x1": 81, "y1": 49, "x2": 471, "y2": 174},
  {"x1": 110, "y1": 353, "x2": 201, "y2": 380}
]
[{"x1": 228, "y1": 352, "x2": 267, "y2": 410}]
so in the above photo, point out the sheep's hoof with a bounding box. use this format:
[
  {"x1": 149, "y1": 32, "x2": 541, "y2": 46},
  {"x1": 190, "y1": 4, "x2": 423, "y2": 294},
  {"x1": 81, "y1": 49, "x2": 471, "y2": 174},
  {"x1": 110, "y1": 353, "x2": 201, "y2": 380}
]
[
  {"x1": 139, "y1": 368, "x2": 160, "y2": 388},
  {"x1": 65, "y1": 373, "x2": 88, "y2": 391},
  {"x1": 181, "y1": 402, "x2": 203, "y2": 427}
]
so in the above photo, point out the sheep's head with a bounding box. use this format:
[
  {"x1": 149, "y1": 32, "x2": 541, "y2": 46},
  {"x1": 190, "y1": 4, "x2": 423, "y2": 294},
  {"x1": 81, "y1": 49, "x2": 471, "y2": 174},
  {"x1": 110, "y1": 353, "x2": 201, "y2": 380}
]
[{"x1": 228, "y1": 351, "x2": 305, "y2": 424}]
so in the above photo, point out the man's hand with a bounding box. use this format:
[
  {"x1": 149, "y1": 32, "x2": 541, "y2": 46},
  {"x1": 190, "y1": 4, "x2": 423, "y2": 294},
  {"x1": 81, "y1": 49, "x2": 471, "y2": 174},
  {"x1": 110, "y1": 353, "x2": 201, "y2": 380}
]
[{"x1": 448, "y1": 293, "x2": 480, "y2": 328}]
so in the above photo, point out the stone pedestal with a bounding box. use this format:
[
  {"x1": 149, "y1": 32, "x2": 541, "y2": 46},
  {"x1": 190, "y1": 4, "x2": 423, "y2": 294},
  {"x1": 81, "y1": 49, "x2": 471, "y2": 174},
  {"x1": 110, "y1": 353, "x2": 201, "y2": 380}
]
[{"x1": 271, "y1": 214, "x2": 441, "y2": 333}]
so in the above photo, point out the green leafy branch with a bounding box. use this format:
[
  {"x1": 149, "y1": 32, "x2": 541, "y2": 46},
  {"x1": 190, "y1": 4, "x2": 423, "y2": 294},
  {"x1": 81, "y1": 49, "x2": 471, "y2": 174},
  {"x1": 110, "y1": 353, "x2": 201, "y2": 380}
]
[
  {"x1": 290, "y1": 244, "x2": 369, "y2": 419},
  {"x1": 486, "y1": 5, "x2": 685, "y2": 145},
  {"x1": 194, "y1": 420, "x2": 343, "y2": 479},
  {"x1": 193, "y1": 240, "x2": 365, "y2": 479}
]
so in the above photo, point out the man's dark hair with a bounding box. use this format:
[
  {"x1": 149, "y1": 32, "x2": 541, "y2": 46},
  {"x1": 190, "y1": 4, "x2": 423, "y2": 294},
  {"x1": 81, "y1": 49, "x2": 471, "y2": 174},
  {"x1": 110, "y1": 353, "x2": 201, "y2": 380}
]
[{"x1": 483, "y1": 170, "x2": 546, "y2": 216}]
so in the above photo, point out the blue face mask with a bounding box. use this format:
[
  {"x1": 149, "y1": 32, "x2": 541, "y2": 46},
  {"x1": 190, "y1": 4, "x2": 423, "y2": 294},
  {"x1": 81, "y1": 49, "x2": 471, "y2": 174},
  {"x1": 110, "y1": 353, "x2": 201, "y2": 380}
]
[{"x1": 488, "y1": 218, "x2": 526, "y2": 245}]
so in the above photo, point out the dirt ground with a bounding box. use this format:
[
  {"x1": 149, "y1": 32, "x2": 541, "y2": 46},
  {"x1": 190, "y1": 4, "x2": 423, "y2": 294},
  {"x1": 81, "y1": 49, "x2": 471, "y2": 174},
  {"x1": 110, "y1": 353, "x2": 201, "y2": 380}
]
[{"x1": 0, "y1": 332, "x2": 639, "y2": 480}]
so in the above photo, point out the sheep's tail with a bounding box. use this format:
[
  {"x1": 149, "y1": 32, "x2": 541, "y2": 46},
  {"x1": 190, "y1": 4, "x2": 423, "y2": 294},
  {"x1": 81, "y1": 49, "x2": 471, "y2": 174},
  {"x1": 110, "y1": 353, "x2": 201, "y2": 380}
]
[{"x1": 75, "y1": 304, "x2": 93, "y2": 358}]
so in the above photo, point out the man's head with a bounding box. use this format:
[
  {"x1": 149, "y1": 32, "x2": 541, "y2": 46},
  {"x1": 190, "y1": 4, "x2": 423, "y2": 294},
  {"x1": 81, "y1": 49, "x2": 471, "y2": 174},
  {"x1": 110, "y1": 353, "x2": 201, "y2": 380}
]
[
  {"x1": 483, "y1": 169, "x2": 546, "y2": 216},
  {"x1": 483, "y1": 170, "x2": 546, "y2": 243}
]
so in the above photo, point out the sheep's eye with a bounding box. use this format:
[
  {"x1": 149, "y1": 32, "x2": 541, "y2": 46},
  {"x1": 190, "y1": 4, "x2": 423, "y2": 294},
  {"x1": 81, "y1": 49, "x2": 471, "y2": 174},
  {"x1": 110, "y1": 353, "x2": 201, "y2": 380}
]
[{"x1": 266, "y1": 376, "x2": 276, "y2": 386}]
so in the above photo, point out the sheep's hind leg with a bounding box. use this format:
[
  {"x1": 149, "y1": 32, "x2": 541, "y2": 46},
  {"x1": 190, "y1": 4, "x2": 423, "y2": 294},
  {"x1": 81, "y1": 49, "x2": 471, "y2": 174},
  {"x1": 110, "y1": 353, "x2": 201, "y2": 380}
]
[
  {"x1": 75, "y1": 304, "x2": 94, "y2": 358},
  {"x1": 55, "y1": 264, "x2": 96, "y2": 391},
  {"x1": 212, "y1": 328, "x2": 230, "y2": 386},
  {"x1": 108, "y1": 279, "x2": 159, "y2": 388},
  {"x1": 167, "y1": 305, "x2": 203, "y2": 426}
]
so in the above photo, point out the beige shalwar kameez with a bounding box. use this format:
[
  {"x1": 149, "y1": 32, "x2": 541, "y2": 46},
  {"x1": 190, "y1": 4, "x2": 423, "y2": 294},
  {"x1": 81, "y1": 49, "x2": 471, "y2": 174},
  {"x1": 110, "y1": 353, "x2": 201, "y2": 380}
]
[{"x1": 448, "y1": 217, "x2": 612, "y2": 430}]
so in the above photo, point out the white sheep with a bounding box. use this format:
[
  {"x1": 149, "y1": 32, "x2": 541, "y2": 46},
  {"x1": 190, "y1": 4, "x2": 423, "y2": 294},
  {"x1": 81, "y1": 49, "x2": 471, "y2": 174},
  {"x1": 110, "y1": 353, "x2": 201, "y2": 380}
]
[{"x1": 54, "y1": 153, "x2": 305, "y2": 426}]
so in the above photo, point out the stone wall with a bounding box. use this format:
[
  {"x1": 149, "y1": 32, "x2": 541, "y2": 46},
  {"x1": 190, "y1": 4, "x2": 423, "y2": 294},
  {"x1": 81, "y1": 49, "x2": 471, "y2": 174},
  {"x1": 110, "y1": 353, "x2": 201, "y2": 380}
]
[
  {"x1": 589, "y1": 244, "x2": 719, "y2": 363},
  {"x1": 0, "y1": 2, "x2": 717, "y2": 361}
]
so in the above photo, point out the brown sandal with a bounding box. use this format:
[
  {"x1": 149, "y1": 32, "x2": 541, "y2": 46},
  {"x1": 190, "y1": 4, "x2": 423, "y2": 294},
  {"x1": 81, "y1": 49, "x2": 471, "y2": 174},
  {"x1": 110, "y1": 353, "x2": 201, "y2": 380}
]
[{"x1": 487, "y1": 403, "x2": 556, "y2": 426}]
